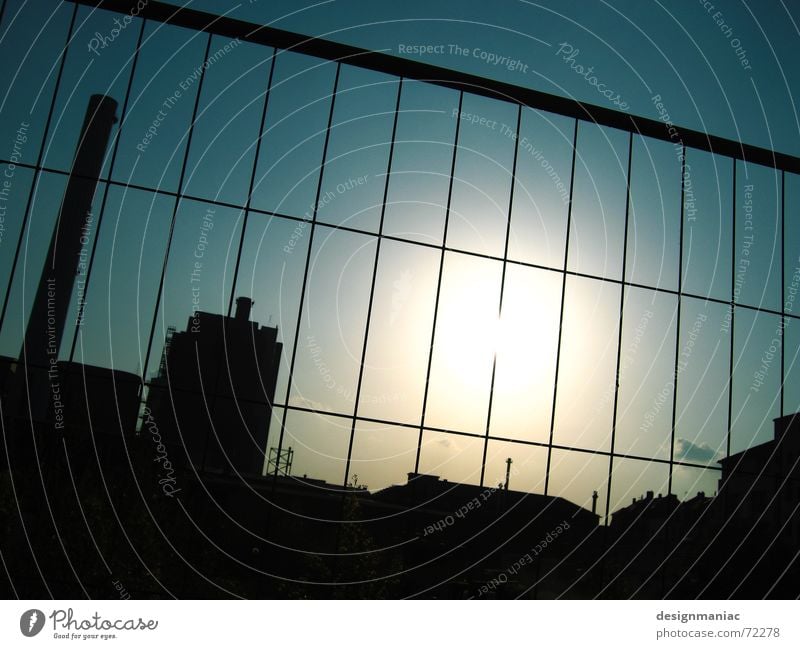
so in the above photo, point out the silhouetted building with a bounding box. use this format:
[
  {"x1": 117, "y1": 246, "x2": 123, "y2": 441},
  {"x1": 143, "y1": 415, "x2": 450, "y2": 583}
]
[
  {"x1": 2, "y1": 1, "x2": 799, "y2": 601},
  {"x1": 0, "y1": 355, "x2": 14, "y2": 399},
  {"x1": 367, "y1": 473, "x2": 601, "y2": 597},
  {"x1": 145, "y1": 297, "x2": 282, "y2": 476},
  {"x1": 610, "y1": 490, "x2": 679, "y2": 533},
  {"x1": 3, "y1": 95, "x2": 118, "y2": 476},
  {"x1": 602, "y1": 414, "x2": 800, "y2": 598},
  {"x1": 604, "y1": 488, "x2": 714, "y2": 597},
  {"x1": 56, "y1": 362, "x2": 140, "y2": 437},
  {"x1": 718, "y1": 413, "x2": 800, "y2": 534}
]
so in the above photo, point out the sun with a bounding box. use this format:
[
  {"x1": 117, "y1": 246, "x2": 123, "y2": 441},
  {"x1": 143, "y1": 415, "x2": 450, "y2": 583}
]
[{"x1": 434, "y1": 262, "x2": 555, "y2": 397}]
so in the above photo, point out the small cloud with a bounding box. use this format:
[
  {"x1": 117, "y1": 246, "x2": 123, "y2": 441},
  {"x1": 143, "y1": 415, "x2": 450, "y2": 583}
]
[
  {"x1": 390, "y1": 269, "x2": 412, "y2": 325},
  {"x1": 675, "y1": 438, "x2": 718, "y2": 463}
]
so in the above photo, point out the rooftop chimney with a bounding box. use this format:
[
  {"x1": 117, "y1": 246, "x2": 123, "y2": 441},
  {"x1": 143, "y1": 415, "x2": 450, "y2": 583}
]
[
  {"x1": 235, "y1": 297, "x2": 254, "y2": 322},
  {"x1": 774, "y1": 413, "x2": 800, "y2": 440}
]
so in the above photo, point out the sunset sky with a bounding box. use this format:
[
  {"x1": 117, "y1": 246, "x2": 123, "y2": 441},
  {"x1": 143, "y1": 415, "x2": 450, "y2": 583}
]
[{"x1": 0, "y1": 0, "x2": 797, "y2": 521}]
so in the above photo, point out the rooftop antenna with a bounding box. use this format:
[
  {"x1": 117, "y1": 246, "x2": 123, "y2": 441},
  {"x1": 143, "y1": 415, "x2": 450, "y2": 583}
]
[{"x1": 267, "y1": 445, "x2": 293, "y2": 476}]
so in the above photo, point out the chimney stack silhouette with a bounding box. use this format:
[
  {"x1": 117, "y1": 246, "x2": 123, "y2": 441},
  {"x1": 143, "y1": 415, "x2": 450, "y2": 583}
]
[
  {"x1": 17, "y1": 95, "x2": 117, "y2": 420},
  {"x1": 235, "y1": 296, "x2": 254, "y2": 322}
]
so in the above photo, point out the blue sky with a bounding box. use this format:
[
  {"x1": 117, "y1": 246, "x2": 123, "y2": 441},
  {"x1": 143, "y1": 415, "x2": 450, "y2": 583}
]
[
  {"x1": 170, "y1": 0, "x2": 800, "y2": 157},
  {"x1": 0, "y1": 0, "x2": 796, "y2": 501}
]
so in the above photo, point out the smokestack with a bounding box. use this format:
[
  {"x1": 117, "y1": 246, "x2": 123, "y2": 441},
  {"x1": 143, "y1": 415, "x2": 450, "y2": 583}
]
[
  {"x1": 504, "y1": 457, "x2": 512, "y2": 491},
  {"x1": 235, "y1": 297, "x2": 254, "y2": 322},
  {"x1": 592, "y1": 490, "x2": 599, "y2": 514},
  {"x1": 17, "y1": 95, "x2": 117, "y2": 419}
]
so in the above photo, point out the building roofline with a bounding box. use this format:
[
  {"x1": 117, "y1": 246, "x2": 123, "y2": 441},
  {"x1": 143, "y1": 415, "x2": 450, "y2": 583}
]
[
  {"x1": 718, "y1": 442, "x2": 773, "y2": 464},
  {"x1": 73, "y1": 0, "x2": 800, "y2": 173}
]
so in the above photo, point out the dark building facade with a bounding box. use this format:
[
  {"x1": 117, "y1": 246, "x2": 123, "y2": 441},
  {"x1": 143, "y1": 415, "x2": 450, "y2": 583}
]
[
  {"x1": 603, "y1": 415, "x2": 800, "y2": 598},
  {"x1": 145, "y1": 297, "x2": 282, "y2": 476},
  {"x1": 718, "y1": 413, "x2": 800, "y2": 533},
  {"x1": 0, "y1": 0, "x2": 799, "y2": 599}
]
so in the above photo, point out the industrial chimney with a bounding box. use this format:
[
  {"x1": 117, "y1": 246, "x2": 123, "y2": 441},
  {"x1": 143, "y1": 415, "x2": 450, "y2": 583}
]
[{"x1": 16, "y1": 95, "x2": 117, "y2": 420}]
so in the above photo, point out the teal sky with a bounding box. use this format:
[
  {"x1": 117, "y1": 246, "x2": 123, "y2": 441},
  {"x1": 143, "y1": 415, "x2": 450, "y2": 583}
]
[
  {"x1": 0, "y1": 0, "x2": 798, "y2": 516},
  {"x1": 171, "y1": 0, "x2": 800, "y2": 157}
]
